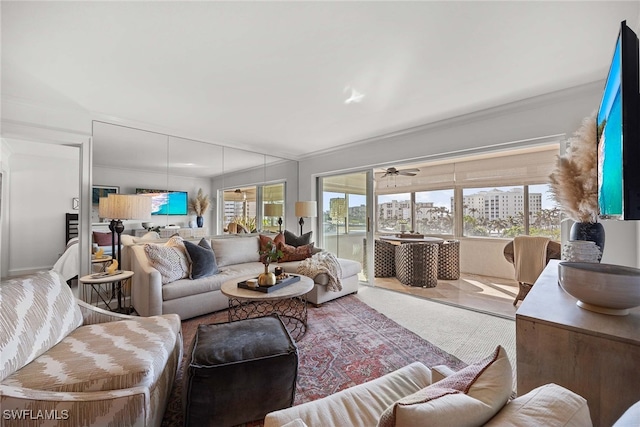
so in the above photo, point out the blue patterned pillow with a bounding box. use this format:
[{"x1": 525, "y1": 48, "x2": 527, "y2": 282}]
[{"x1": 184, "y1": 238, "x2": 219, "y2": 279}]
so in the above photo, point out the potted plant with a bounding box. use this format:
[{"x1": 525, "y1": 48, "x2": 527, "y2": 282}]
[
  {"x1": 549, "y1": 114, "x2": 604, "y2": 254},
  {"x1": 189, "y1": 189, "x2": 210, "y2": 228},
  {"x1": 257, "y1": 240, "x2": 283, "y2": 286}
]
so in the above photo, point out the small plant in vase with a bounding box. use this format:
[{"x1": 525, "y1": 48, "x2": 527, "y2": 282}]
[
  {"x1": 189, "y1": 188, "x2": 210, "y2": 228},
  {"x1": 258, "y1": 241, "x2": 283, "y2": 286}
]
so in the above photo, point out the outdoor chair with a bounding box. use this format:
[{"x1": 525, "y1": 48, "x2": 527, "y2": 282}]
[{"x1": 395, "y1": 242, "x2": 439, "y2": 288}]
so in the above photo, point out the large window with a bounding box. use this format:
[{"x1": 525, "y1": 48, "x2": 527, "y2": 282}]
[
  {"x1": 377, "y1": 193, "x2": 412, "y2": 232},
  {"x1": 462, "y1": 184, "x2": 559, "y2": 239},
  {"x1": 222, "y1": 183, "x2": 285, "y2": 233},
  {"x1": 374, "y1": 143, "x2": 562, "y2": 240},
  {"x1": 416, "y1": 189, "x2": 454, "y2": 235}
]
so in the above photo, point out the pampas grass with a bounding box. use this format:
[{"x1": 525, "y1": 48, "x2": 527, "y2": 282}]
[
  {"x1": 188, "y1": 188, "x2": 210, "y2": 216},
  {"x1": 549, "y1": 114, "x2": 598, "y2": 223}
]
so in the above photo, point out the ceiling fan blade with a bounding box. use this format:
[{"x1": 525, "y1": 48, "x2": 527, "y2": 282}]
[
  {"x1": 401, "y1": 168, "x2": 420, "y2": 173},
  {"x1": 398, "y1": 171, "x2": 417, "y2": 176}
]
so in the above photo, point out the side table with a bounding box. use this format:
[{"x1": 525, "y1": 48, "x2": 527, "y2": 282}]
[{"x1": 79, "y1": 270, "x2": 135, "y2": 314}]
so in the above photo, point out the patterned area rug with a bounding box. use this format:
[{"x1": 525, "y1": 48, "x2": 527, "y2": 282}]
[{"x1": 161, "y1": 294, "x2": 467, "y2": 426}]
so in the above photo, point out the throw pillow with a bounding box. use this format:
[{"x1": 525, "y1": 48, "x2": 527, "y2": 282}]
[
  {"x1": 259, "y1": 233, "x2": 285, "y2": 252},
  {"x1": 277, "y1": 242, "x2": 313, "y2": 262},
  {"x1": 184, "y1": 238, "x2": 219, "y2": 280},
  {"x1": 210, "y1": 237, "x2": 260, "y2": 267},
  {"x1": 284, "y1": 230, "x2": 312, "y2": 247},
  {"x1": 144, "y1": 236, "x2": 190, "y2": 284},
  {"x1": 377, "y1": 346, "x2": 512, "y2": 427},
  {"x1": 93, "y1": 231, "x2": 113, "y2": 246}
]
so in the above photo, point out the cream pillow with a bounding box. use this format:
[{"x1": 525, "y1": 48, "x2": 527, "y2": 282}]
[
  {"x1": 144, "y1": 236, "x2": 189, "y2": 284},
  {"x1": 377, "y1": 346, "x2": 512, "y2": 427},
  {"x1": 210, "y1": 236, "x2": 260, "y2": 267}
]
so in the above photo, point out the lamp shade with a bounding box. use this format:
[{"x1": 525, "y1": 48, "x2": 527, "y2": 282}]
[
  {"x1": 295, "y1": 201, "x2": 317, "y2": 218},
  {"x1": 264, "y1": 203, "x2": 283, "y2": 217},
  {"x1": 99, "y1": 194, "x2": 152, "y2": 220}
]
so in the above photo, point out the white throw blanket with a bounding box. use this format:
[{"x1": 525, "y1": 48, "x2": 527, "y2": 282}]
[{"x1": 296, "y1": 251, "x2": 343, "y2": 292}]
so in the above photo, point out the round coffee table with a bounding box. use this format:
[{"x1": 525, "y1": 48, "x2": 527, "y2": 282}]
[{"x1": 221, "y1": 274, "x2": 314, "y2": 341}]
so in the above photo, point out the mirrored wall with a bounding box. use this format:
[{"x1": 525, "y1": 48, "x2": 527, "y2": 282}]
[{"x1": 91, "y1": 121, "x2": 293, "y2": 236}]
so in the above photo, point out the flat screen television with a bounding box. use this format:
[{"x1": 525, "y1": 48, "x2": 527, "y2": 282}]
[
  {"x1": 136, "y1": 189, "x2": 188, "y2": 215},
  {"x1": 597, "y1": 20, "x2": 640, "y2": 220}
]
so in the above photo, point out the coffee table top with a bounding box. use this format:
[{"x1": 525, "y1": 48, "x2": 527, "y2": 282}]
[{"x1": 221, "y1": 274, "x2": 314, "y2": 301}]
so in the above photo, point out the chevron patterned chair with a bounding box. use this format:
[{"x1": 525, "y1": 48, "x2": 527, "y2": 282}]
[{"x1": 0, "y1": 270, "x2": 183, "y2": 427}]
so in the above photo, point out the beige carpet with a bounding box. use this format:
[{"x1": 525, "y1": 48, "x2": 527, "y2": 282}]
[{"x1": 356, "y1": 285, "x2": 517, "y2": 389}]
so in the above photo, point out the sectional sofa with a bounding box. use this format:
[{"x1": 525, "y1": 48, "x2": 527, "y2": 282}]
[{"x1": 128, "y1": 234, "x2": 362, "y2": 320}]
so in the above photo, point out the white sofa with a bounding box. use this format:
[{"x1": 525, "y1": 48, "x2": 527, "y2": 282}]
[
  {"x1": 129, "y1": 234, "x2": 362, "y2": 320},
  {"x1": 264, "y1": 346, "x2": 595, "y2": 427}
]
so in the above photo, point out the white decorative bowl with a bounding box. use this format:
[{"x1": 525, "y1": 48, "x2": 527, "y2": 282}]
[{"x1": 558, "y1": 262, "x2": 640, "y2": 316}]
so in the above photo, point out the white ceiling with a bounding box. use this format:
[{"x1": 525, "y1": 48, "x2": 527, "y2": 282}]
[{"x1": 2, "y1": 1, "x2": 639, "y2": 162}]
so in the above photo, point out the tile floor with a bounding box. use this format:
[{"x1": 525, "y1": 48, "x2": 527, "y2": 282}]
[{"x1": 366, "y1": 273, "x2": 521, "y2": 319}]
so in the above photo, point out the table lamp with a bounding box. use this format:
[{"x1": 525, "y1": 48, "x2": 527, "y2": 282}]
[
  {"x1": 98, "y1": 194, "x2": 151, "y2": 313},
  {"x1": 295, "y1": 201, "x2": 317, "y2": 236},
  {"x1": 264, "y1": 203, "x2": 284, "y2": 232}
]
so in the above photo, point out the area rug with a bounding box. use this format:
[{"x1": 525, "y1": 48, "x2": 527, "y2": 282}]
[{"x1": 161, "y1": 295, "x2": 467, "y2": 427}]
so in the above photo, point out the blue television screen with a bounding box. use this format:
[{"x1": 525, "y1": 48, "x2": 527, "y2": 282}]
[
  {"x1": 136, "y1": 189, "x2": 188, "y2": 215},
  {"x1": 597, "y1": 21, "x2": 640, "y2": 220},
  {"x1": 597, "y1": 35, "x2": 623, "y2": 217}
]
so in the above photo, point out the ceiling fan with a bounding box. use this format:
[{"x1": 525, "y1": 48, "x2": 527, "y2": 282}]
[{"x1": 381, "y1": 167, "x2": 420, "y2": 178}]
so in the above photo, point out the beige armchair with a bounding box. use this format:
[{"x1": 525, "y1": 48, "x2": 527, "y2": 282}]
[{"x1": 503, "y1": 237, "x2": 561, "y2": 305}]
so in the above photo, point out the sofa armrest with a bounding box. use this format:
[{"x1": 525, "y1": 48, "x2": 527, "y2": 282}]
[
  {"x1": 77, "y1": 299, "x2": 136, "y2": 325},
  {"x1": 130, "y1": 245, "x2": 164, "y2": 317},
  {"x1": 431, "y1": 365, "x2": 456, "y2": 383},
  {"x1": 0, "y1": 384, "x2": 150, "y2": 426}
]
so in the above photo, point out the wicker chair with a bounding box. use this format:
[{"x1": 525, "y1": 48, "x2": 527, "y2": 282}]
[
  {"x1": 374, "y1": 239, "x2": 397, "y2": 277},
  {"x1": 395, "y1": 242, "x2": 439, "y2": 288},
  {"x1": 437, "y1": 239, "x2": 460, "y2": 280}
]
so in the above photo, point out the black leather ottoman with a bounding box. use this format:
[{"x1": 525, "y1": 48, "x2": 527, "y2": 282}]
[{"x1": 183, "y1": 314, "x2": 298, "y2": 427}]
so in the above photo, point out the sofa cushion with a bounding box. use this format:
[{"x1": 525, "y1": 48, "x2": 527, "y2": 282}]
[
  {"x1": 377, "y1": 345, "x2": 512, "y2": 427},
  {"x1": 264, "y1": 362, "x2": 433, "y2": 427},
  {"x1": 2, "y1": 314, "x2": 181, "y2": 393},
  {"x1": 144, "y1": 236, "x2": 190, "y2": 284},
  {"x1": 284, "y1": 230, "x2": 312, "y2": 247},
  {"x1": 484, "y1": 383, "x2": 592, "y2": 426},
  {"x1": 162, "y1": 263, "x2": 265, "y2": 301},
  {"x1": 278, "y1": 242, "x2": 313, "y2": 262},
  {"x1": 259, "y1": 233, "x2": 285, "y2": 252},
  {"x1": 0, "y1": 270, "x2": 83, "y2": 382},
  {"x1": 93, "y1": 231, "x2": 113, "y2": 246},
  {"x1": 184, "y1": 238, "x2": 219, "y2": 279},
  {"x1": 210, "y1": 236, "x2": 260, "y2": 267}
]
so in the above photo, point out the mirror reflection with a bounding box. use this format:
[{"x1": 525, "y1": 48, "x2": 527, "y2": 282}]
[{"x1": 91, "y1": 122, "x2": 288, "y2": 237}]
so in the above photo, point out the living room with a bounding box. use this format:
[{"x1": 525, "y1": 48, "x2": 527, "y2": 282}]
[{"x1": 2, "y1": 2, "x2": 640, "y2": 426}]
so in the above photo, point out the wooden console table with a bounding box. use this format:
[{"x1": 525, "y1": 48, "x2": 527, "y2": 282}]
[{"x1": 516, "y1": 260, "x2": 640, "y2": 426}]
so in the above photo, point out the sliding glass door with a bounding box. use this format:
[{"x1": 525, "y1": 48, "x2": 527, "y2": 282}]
[{"x1": 319, "y1": 171, "x2": 373, "y2": 282}]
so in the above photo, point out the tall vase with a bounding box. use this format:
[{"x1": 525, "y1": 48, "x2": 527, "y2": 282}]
[
  {"x1": 196, "y1": 216, "x2": 204, "y2": 228},
  {"x1": 570, "y1": 221, "x2": 605, "y2": 260}
]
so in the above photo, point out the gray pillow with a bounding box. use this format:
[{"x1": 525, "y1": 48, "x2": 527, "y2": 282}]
[
  {"x1": 284, "y1": 230, "x2": 313, "y2": 247},
  {"x1": 184, "y1": 238, "x2": 219, "y2": 279}
]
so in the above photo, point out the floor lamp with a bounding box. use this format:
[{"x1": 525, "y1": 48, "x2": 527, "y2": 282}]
[
  {"x1": 99, "y1": 194, "x2": 151, "y2": 313},
  {"x1": 295, "y1": 201, "x2": 317, "y2": 236},
  {"x1": 264, "y1": 203, "x2": 284, "y2": 233}
]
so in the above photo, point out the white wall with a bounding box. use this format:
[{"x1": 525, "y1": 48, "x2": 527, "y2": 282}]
[{"x1": 6, "y1": 140, "x2": 79, "y2": 276}]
